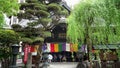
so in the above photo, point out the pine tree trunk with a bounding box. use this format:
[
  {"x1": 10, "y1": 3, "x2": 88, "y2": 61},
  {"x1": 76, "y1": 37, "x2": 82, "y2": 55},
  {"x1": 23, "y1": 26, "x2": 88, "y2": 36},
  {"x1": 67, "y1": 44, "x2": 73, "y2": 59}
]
[
  {"x1": 34, "y1": 56, "x2": 40, "y2": 68},
  {"x1": 26, "y1": 53, "x2": 32, "y2": 68}
]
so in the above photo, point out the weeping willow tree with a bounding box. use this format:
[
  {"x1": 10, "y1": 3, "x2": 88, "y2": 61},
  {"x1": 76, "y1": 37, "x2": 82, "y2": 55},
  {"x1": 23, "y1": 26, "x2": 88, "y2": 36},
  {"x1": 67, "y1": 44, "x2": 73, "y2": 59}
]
[{"x1": 67, "y1": 0, "x2": 120, "y2": 67}]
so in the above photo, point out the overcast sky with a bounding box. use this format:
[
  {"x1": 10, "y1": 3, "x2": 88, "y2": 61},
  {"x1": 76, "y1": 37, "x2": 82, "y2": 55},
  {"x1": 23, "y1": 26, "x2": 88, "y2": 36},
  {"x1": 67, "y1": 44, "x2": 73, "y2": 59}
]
[{"x1": 64, "y1": 0, "x2": 80, "y2": 8}]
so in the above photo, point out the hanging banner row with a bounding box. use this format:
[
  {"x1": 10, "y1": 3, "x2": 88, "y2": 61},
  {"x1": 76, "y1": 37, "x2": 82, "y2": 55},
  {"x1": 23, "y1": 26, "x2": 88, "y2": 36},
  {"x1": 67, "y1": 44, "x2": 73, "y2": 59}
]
[{"x1": 42, "y1": 43, "x2": 79, "y2": 52}]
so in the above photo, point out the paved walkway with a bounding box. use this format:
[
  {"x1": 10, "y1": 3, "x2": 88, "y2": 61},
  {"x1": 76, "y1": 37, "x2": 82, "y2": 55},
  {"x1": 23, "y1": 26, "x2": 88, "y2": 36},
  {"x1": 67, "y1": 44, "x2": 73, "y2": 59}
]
[
  {"x1": 44, "y1": 62, "x2": 78, "y2": 68},
  {"x1": 17, "y1": 62, "x2": 78, "y2": 68}
]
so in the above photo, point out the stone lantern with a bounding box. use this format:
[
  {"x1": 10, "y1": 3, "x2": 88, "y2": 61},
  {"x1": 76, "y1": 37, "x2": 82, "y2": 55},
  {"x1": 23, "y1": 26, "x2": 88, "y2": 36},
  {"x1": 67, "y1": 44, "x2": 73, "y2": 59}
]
[{"x1": 10, "y1": 44, "x2": 20, "y2": 68}]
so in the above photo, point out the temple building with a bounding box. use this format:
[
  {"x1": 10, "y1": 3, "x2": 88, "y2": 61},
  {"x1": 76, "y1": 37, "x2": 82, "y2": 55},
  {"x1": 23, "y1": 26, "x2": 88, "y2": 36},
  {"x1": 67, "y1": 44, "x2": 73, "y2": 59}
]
[{"x1": 43, "y1": 23, "x2": 80, "y2": 62}]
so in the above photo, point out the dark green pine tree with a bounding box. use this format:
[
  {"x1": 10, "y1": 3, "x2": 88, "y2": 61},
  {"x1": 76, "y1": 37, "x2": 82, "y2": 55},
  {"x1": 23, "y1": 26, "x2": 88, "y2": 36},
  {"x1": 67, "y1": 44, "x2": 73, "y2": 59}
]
[
  {"x1": 17, "y1": 0, "x2": 69, "y2": 33},
  {"x1": 12, "y1": 0, "x2": 69, "y2": 41},
  {"x1": 12, "y1": 1, "x2": 69, "y2": 67},
  {"x1": 14, "y1": 0, "x2": 69, "y2": 40}
]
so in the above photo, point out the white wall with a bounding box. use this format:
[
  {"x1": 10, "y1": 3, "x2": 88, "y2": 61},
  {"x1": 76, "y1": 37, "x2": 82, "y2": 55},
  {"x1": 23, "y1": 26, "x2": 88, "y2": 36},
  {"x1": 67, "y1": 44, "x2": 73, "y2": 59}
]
[{"x1": 64, "y1": 0, "x2": 80, "y2": 9}]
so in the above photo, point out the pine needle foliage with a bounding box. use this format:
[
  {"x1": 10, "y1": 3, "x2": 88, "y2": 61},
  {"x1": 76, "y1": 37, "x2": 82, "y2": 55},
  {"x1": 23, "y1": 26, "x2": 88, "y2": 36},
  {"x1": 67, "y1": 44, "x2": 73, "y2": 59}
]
[{"x1": 67, "y1": 0, "x2": 120, "y2": 45}]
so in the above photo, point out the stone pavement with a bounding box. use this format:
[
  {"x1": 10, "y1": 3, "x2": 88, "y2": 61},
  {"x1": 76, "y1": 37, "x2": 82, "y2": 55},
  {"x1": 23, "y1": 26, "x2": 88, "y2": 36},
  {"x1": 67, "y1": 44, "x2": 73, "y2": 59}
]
[
  {"x1": 46, "y1": 62, "x2": 78, "y2": 68},
  {"x1": 17, "y1": 62, "x2": 78, "y2": 68}
]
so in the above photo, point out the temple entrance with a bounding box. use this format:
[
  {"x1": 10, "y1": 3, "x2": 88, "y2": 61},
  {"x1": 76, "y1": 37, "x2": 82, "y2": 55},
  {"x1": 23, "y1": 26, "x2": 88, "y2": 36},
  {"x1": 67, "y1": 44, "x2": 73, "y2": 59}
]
[{"x1": 49, "y1": 51, "x2": 79, "y2": 62}]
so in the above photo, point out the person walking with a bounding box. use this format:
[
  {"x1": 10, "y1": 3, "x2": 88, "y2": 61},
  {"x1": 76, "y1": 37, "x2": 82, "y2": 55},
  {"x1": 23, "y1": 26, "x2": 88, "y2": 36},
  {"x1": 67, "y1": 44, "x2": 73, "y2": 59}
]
[
  {"x1": 58, "y1": 54, "x2": 62, "y2": 62},
  {"x1": 53, "y1": 54, "x2": 57, "y2": 62},
  {"x1": 62, "y1": 55, "x2": 66, "y2": 62},
  {"x1": 48, "y1": 54, "x2": 53, "y2": 63}
]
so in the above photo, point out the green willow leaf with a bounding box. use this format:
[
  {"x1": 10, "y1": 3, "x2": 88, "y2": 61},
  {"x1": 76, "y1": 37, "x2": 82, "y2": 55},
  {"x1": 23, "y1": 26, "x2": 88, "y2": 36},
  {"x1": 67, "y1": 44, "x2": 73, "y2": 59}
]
[
  {"x1": 67, "y1": 0, "x2": 120, "y2": 44},
  {"x1": 0, "y1": 0, "x2": 20, "y2": 27}
]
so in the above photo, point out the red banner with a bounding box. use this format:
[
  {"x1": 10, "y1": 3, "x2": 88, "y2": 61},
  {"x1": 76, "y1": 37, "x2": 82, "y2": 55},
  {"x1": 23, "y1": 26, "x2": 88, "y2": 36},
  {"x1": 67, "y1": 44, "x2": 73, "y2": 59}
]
[
  {"x1": 30, "y1": 46, "x2": 35, "y2": 52},
  {"x1": 23, "y1": 46, "x2": 29, "y2": 64},
  {"x1": 28, "y1": 46, "x2": 31, "y2": 53}
]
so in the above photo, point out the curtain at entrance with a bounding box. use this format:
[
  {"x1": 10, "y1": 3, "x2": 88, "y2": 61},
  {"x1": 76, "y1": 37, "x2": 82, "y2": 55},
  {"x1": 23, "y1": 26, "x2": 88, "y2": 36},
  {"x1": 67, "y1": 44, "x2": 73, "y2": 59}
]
[{"x1": 45, "y1": 43, "x2": 79, "y2": 52}]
